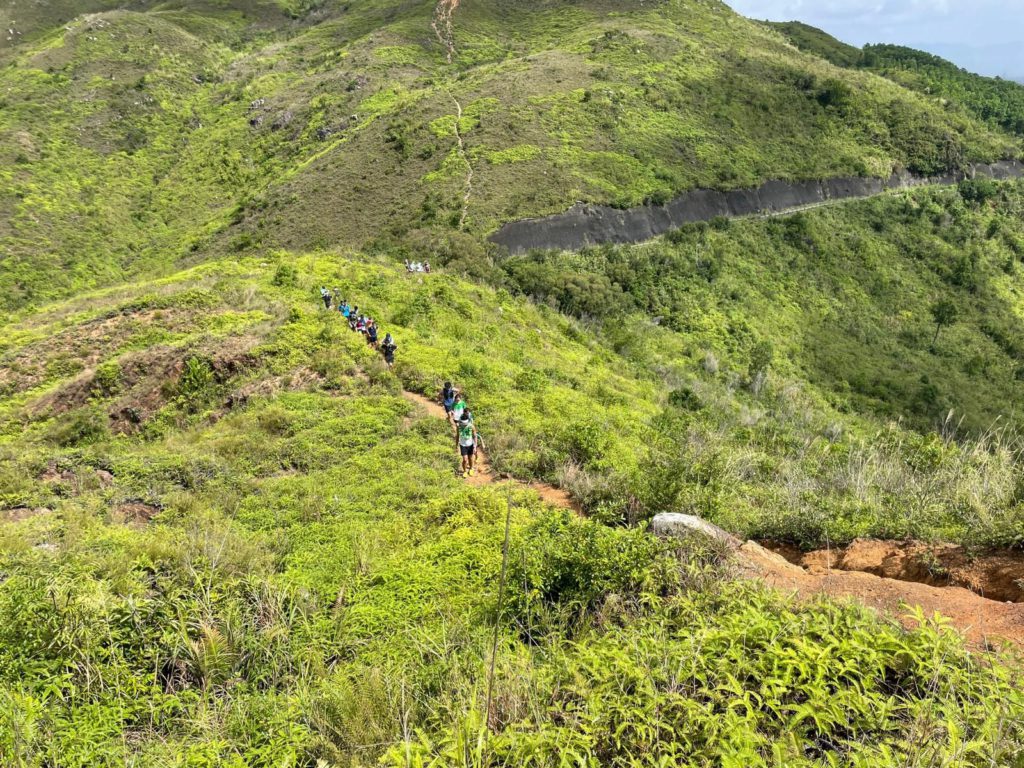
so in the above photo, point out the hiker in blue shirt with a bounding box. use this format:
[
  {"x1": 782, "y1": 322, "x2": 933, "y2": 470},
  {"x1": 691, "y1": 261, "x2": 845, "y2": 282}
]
[{"x1": 441, "y1": 382, "x2": 458, "y2": 422}]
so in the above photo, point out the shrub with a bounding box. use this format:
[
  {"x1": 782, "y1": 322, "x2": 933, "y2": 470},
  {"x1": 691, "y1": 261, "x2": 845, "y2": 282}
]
[
  {"x1": 91, "y1": 361, "x2": 122, "y2": 397},
  {"x1": 272, "y1": 263, "x2": 298, "y2": 288},
  {"x1": 508, "y1": 511, "x2": 680, "y2": 635},
  {"x1": 668, "y1": 385, "x2": 703, "y2": 411},
  {"x1": 959, "y1": 177, "x2": 998, "y2": 205},
  {"x1": 815, "y1": 78, "x2": 853, "y2": 109},
  {"x1": 50, "y1": 406, "x2": 109, "y2": 446},
  {"x1": 178, "y1": 357, "x2": 215, "y2": 398}
]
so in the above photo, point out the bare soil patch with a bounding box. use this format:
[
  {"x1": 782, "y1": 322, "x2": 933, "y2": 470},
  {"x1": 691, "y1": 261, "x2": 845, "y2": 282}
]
[
  {"x1": 1, "y1": 507, "x2": 52, "y2": 523},
  {"x1": 112, "y1": 502, "x2": 160, "y2": 527},
  {"x1": 766, "y1": 539, "x2": 1024, "y2": 604},
  {"x1": 754, "y1": 539, "x2": 1024, "y2": 648}
]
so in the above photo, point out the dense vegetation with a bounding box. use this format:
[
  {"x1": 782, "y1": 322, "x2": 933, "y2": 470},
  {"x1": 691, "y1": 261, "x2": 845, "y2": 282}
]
[
  {"x1": 862, "y1": 45, "x2": 1024, "y2": 136},
  {"x1": 2, "y1": 256, "x2": 1023, "y2": 765},
  {"x1": 764, "y1": 21, "x2": 863, "y2": 69},
  {"x1": 502, "y1": 181, "x2": 1024, "y2": 436},
  {"x1": 4, "y1": 1, "x2": 1024, "y2": 764},
  {"x1": 769, "y1": 22, "x2": 1024, "y2": 136}
]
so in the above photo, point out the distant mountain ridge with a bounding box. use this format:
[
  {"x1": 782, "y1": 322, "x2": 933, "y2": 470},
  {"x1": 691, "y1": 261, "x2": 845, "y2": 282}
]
[{"x1": 1, "y1": 0, "x2": 1020, "y2": 310}]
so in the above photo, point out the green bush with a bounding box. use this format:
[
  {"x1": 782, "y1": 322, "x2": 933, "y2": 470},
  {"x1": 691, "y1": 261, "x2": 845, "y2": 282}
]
[
  {"x1": 271, "y1": 263, "x2": 299, "y2": 288},
  {"x1": 508, "y1": 511, "x2": 680, "y2": 635},
  {"x1": 959, "y1": 177, "x2": 999, "y2": 204},
  {"x1": 49, "y1": 407, "x2": 109, "y2": 446}
]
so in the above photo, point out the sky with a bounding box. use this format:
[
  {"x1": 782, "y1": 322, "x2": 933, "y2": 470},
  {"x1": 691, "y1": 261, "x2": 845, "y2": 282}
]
[{"x1": 728, "y1": 0, "x2": 1024, "y2": 79}]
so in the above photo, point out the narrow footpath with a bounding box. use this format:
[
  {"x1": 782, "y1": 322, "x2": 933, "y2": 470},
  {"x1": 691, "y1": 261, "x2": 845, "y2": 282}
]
[
  {"x1": 400, "y1": 390, "x2": 578, "y2": 509},
  {"x1": 405, "y1": 388, "x2": 1024, "y2": 648},
  {"x1": 327, "y1": 287, "x2": 1023, "y2": 650}
]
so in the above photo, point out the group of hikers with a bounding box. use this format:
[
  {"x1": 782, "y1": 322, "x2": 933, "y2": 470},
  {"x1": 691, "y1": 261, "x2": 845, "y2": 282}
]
[
  {"x1": 441, "y1": 381, "x2": 482, "y2": 477},
  {"x1": 404, "y1": 260, "x2": 431, "y2": 273},
  {"x1": 319, "y1": 287, "x2": 397, "y2": 368},
  {"x1": 316, "y1": 287, "x2": 482, "y2": 476}
]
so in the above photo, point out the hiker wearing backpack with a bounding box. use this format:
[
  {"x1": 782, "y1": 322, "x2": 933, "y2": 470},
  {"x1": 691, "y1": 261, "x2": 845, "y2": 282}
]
[
  {"x1": 455, "y1": 410, "x2": 480, "y2": 477},
  {"x1": 441, "y1": 382, "x2": 458, "y2": 421},
  {"x1": 320, "y1": 287, "x2": 331, "y2": 310},
  {"x1": 381, "y1": 333, "x2": 397, "y2": 368}
]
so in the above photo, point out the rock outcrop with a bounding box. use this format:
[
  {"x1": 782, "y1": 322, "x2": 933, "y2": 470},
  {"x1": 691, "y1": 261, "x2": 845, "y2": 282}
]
[{"x1": 491, "y1": 161, "x2": 1024, "y2": 254}]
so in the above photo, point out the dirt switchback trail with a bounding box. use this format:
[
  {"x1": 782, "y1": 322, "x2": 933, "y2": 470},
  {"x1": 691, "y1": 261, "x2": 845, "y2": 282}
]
[{"x1": 400, "y1": 390, "x2": 579, "y2": 511}]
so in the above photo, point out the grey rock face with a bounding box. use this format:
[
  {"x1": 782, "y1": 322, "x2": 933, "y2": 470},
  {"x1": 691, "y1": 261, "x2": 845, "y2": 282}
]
[{"x1": 490, "y1": 161, "x2": 1024, "y2": 254}]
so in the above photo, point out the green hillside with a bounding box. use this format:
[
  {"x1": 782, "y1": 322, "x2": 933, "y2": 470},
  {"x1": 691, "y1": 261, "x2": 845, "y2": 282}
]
[
  {"x1": 4, "y1": 1, "x2": 1024, "y2": 765},
  {"x1": 504, "y1": 180, "x2": 1024, "y2": 437},
  {"x1": 2, "y1": 254, "x2": 1023, "y2": 765},
  {"x1": 1, "y1": 0, "x2": 1019, "y2": 309},
  {"x1": 764, "y1": 20, "x2": 862, "y2": 68},
  {"x1": 862, "y1": 44, "x2": 1024, "y2": 136},
  {"x1": 767, "y1": 22, "x2": 1024, "y2": 136}
]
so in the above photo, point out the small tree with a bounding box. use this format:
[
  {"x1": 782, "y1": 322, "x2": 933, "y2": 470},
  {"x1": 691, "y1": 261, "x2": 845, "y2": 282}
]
[{"x1": 930, "y1": 299, "x2": 958, "y2": 344}]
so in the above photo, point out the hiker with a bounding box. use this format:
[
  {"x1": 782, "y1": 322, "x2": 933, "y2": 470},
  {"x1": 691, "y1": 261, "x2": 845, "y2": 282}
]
[
  {"x1": 333, "y1": 288, "x2": 341, "y2": 305},
  {"x1": 455, "y1": 410, "x2": 480, "y2": 477},
  {"x1": 452, "y1": 392, "x2": 467, "y2": 422},
  {"x1": 404, "y1": 259, "x2": 412, "y2": 272},
  {"x1": 441, "y1": 381, "x2": 458, "y2": 421},
  {"x1": 320, "y1": 287, "x2": 331, "y2": 310},
  {"x1": 349, "y1": 307, "x2": 360, "y2": 330},
  {"x1": 424, "y1": 261, "x2": 431, "y2": 274},
  {"x1": 367, "y1": 321, "x2": 379, "y2": 349},
  {"x1": 341, "y1": 301, "x2": 352, "y2": 319},
  {"x1": 381, "y1": 333, "x2": 397, "y2": 368}
]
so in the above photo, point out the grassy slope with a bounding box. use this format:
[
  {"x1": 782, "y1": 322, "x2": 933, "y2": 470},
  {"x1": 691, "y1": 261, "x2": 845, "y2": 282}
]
[
  {"x1": 507, "y1": 181, "x2": 1024, "y2": 434},
  {"x1": 1, "y1": 0, "x2": 1020, "y2": 309},
  {"x1": 3, "y1": 2, "x2": 1024, "y2": 764},
  {"x1": 768, "y1": 21, "x2": 1024, "y2": 137},
  {"x1": 763, "y1": 20, "x2": 863, "y2": 68},
  {"x1": 1, "y1": 255, "x2": 1022, "y2": 765}
]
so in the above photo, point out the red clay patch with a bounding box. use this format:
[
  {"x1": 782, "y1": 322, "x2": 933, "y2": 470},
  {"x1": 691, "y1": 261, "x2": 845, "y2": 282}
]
[
  {"x1": 767, "y1": 539, "x2": 1024, "y2": 604},
  {"x1": 754, "y1": 539, "x2": 1024, "y2": 648}
]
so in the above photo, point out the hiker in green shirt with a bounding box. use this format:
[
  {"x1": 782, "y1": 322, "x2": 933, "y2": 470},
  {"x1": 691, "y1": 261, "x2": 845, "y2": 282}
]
[
  {"x1": 452, "y1": 394, "x2": 467, "y2": 422},
  {"x1": 455, "y1": 411, "x2": 480, "y2": 477}
]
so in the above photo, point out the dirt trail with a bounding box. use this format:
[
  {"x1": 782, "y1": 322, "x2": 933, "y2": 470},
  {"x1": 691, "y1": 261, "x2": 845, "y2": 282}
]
[
  {"x1": 403, "y1": 382, "x2": 1024, "y2": 646},
  {"x1": 431, "y1": 0, "x2": 459, "y2": 64},
  {"x1": 400, "y1": 390, "x2": 578, "y2": 510},
  {"x1": 743, "y1": 540, "x2": 1024, "y2": 649},
  {"x1": 448, "y1": 92, "x2": 474, "y2": 230}
]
